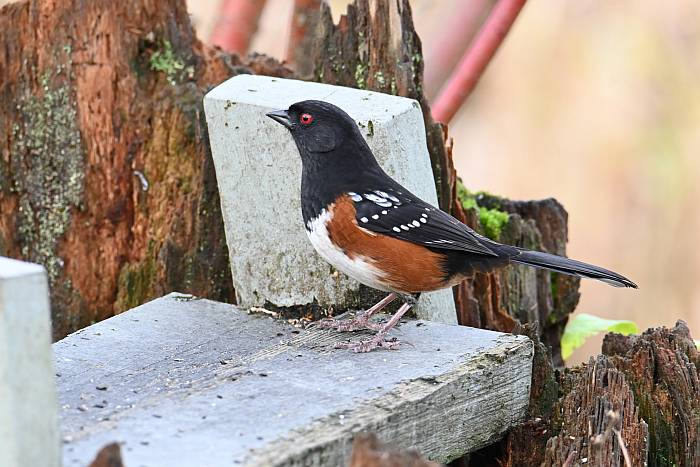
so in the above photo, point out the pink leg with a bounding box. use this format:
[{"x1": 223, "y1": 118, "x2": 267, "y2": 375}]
[
  {"x1": 335, "y1": 301, "x2": 413, "y2": 352},
  {"x1": 315, "y1": 293, "x2": 397, "y2": 332}
]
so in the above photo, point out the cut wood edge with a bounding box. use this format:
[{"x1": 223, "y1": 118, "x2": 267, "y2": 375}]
[{"x1": 245, "y1": 335, "x2": 534, "y2": 466}]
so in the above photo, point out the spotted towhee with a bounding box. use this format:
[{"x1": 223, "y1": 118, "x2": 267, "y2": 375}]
[{"x1": 267, "y1": 100, "x2": 636, "y2": 352}]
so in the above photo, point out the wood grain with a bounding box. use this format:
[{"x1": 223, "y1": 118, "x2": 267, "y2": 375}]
[{"x1": 55, "y1": 293, "x2": 533, "y2": 466}]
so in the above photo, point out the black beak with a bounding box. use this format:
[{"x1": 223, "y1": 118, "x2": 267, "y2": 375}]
[{"x1": 266, "y1": 109, "x2": 292, "y2": 129}]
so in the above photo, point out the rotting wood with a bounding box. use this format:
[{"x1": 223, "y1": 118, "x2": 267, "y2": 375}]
[
  {"x1": 471, "y1": 320, "x2": 699, "y2": 467},
  {"x1": 0, "y1": 0, "x2": 291, "y2": 338},
  {"x1": 348, "y1": 433, "x2": 440, "y2": 467},
  {"x1": 88, "y1": 443, "x2": 124, "y2": 467},
  {"x1": 55, "y1": 294, "x2": 533, "y2": 466},
  {"x1": 603, "y1": 320, "x2": 700, "y2": 466},
  {"x1": 542, "y1": 356, "x2": 648, "y2": 467}
]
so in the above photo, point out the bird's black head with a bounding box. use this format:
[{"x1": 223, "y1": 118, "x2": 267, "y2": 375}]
[
  {"x1": 266, "y1": 100, "x2": 374, "y2": 163},
  {"x1": 266, "y1": 100, "x2": 389, "y2": 223}
]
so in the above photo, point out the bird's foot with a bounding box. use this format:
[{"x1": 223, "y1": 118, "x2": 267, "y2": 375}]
[
  {"x1": 334, "y1": 334, "x2": 400, "y2": 353},
  {"x1": 314, "y1": 314, "x2": 383, "y2": 332}
]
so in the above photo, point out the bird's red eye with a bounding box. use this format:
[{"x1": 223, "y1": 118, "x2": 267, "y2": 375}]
[{"x1": 300, "y1": 113, "x2": 314, "y2": 125}]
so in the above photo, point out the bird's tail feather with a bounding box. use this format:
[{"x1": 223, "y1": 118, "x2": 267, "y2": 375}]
[{"x1": 510, "y1": 249, "x2": 637, "y2": 288}]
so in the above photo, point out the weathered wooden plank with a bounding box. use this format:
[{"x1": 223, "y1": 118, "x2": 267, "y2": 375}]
[
  {"x1": 56, "y1": 293, "x2": 532, "y2": 466},
  {"x1": 0, "y1": 257, "x2": 60, "y2": 467}
]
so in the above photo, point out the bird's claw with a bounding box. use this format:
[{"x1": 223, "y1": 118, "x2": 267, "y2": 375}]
[{"x1": 335, "y1": 335, "x2": 401, "y2": 353}]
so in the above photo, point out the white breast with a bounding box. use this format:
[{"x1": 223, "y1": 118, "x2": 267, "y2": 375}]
[{"x1": 305, "y1": 210, "x2": 392, "y2": 292}]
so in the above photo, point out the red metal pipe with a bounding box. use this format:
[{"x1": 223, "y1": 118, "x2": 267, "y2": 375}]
[
  {"x1": 423, "y1": 0, "x2": 492, "y2": 100},
  {"x1": 210, "y1": 0, "x2": 268, "y2": 55},
  {"x1": 431, "y1": 0, "x2": 527, "y2": 124}
]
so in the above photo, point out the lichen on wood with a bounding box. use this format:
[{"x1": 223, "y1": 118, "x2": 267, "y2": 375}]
[
  {"x1": 0, "y1": 0, "x2": 291, "y2": 338},
  {"x1": 10, "y1": 65, "x2": 84, "y2": 287}
]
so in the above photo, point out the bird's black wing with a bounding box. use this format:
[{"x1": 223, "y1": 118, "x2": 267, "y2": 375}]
[{"x1": 348, "y1": 188, "x2": 498, "y2": 257}]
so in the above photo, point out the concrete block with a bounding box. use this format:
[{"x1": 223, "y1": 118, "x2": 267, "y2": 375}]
[
  {"x1": 0, "y1": 257, "x2": 60, "y2": 467},
  {"x1": 204, "y1": 75, "x2": 456, "y2": 324},
  {"x1": 56, "y1": 293, "x2": 533, "y2": 466}
]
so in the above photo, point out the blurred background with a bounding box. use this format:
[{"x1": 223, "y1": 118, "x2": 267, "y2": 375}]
[{"x1": 4, "y1": 0, "x2": 697, "y2": 362}]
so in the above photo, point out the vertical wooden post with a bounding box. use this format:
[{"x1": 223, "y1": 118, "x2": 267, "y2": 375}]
[{"x1": 0, "y1": 257, "x2": 60, "y2": 467}]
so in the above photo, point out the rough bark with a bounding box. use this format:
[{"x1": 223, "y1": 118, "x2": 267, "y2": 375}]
[
  {"x1": 542, "y1": 357, "x2": 649, "y2": 467},
  {"x1": 0, "y1": 0, "x2": 291, "y2": 338},
  {"x1": 460, "y1": 194, "x2": 581, "y2": 366},
  {"x1": 603, "y1": 321, "x2": 700, "y2": 466},
  {"x1": 475, "y1": 321, "x2": 698, "y2": 467}
]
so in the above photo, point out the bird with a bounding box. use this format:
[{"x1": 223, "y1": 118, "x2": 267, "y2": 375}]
[{"x1": 266, "y1": 100, "x2": 637, "y2": 353}]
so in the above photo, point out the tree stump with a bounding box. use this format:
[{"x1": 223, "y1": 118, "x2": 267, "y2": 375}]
[
  {"x1": 475, "y1": 321, "x2": 699, "y2": 467},
  {"x1": 0, "y1": 0, "x2": 290, "y2": 338},
  {"x1": 603, "y1": 321, "x2": 700, "y2": 465}
]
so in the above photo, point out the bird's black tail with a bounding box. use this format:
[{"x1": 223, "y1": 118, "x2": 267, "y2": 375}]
[{"x1": 510, "y1": 248, "x2": 637, "y2": 288}]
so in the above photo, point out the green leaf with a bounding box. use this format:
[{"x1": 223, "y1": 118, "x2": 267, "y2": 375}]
[{"x1": 561, "y1": 313, "x2": 639, "y2": 360}]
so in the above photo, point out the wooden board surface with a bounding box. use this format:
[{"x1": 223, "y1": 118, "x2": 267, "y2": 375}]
[{"x1": 56, "y1": 293, "x2": 533, "y2": 466}]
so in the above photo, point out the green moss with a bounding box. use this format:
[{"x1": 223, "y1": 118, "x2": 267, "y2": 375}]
[
  {"x1": 479, "y1": 208, "x2": 509, "y2": 240},
  {"x1": 149, "y1": 40, "x2": 187, "y2": 85},
  {"x1": 374, "y1": 71, "x2": 386, "y2": 88},
  {"x1": 456, "y1": 179, "x2": 509, "y2": 240},
  {"x1": 11, "y1": 69, "x2": 85, "y2": 285},
  {"x1": 354, "y1": 62, "x2": 367, "y2": 89},
  {"x1": 550, "y1": 271, "x2": 559, "y2": 298},
  {"x1": 366, "y1": 120, "x2": 374, "y2": 137},
  {"x1": 115, "y1": 242, "x2": 157, "y2": 311}
]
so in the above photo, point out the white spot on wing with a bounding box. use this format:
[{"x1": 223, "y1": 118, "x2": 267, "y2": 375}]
[
  {"x1": 364, "y1": 193, "x2": 386, "y2": 203},
  {"x1": 412, "y1": 220, "x2": 420, "y2": 227},
  {"x1": 360, "y1": 217, "x2": 368, "y2": 223},
  {"x1": 392, "y1": 227, "x2": 401, "y2": 233},
  {"x1": 372, "y1": 214, "x2": 379, "y2": 220},
  {"x1": 425, "y1": 239, "x2": 454, "y2": 245},
  {"x1": 400, "y1": 225, "x2": 409, "y2": 231},
  {"x1": 420, "y1": 217, "x2": 427, "y2": 223}
]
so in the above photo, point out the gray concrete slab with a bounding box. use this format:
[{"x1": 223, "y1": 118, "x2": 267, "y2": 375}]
[
  {"x1": 204, "y1": 75, "x2": 456, "y2": 324},
  {"x1": 0, "y1": 257, "x2": 60, "y2": 467},
  {"x1": 56, "y1": 293, "x2": 532, "y2": 466}
]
